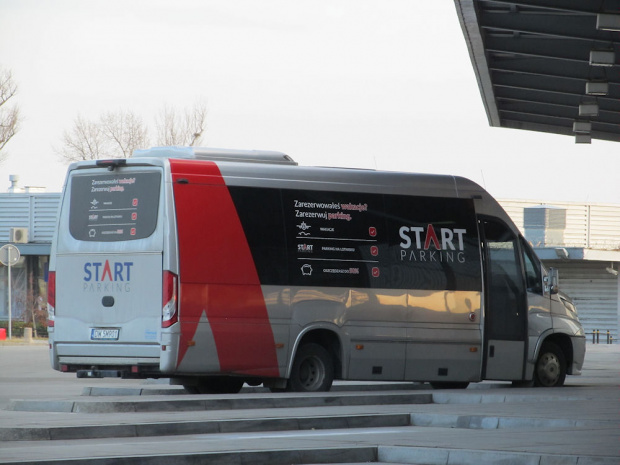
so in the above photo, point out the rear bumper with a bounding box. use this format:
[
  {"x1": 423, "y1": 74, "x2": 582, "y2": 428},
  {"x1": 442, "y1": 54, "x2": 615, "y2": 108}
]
[
  {"x1": 75, "y1": 367, "x2": 160, "y2": 379},
  {"x1": 56, "y1": 342, "x2": 160, "y2": 358},
  {"x1": 52, "y1": 342, "x2": 161, "y2": 377}
]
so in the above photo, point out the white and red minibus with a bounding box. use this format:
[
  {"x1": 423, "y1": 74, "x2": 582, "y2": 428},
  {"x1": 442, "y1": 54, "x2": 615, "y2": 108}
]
[{"x1": 48, "y1": 146, "x2": 586, "y2": 393}]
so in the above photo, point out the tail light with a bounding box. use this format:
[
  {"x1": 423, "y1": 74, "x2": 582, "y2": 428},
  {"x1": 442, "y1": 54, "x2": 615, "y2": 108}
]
[
  {"x1": 162, "y1": 271, "x2": 178, "y2": 328},
  {"x1": 47, "y1": 271, "x2": 55, "y2": 327}
]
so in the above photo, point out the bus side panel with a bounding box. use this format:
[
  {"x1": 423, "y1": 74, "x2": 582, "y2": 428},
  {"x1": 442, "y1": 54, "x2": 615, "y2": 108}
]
[
  {"x1": 172, "y1": 283, "x2": 220, "y2": 373},
  {"x1": 170, "y1": 159, "x2": 280, "y2": 377},
  {"x1": 341, "y1": 289, "x2": 408, "y2": 381},
  {"x1": 403, "y1": 290, "x2": 482, "y2": 382},
  {"x1": 261, "y1": 286, "x2": 293, "y2": 377},
  {"x1": 342, "y1": 288, "x2": 482, "y2": 382},
  {"x1": 226, "y1": 184, "x2": 484, "y2": 383}
]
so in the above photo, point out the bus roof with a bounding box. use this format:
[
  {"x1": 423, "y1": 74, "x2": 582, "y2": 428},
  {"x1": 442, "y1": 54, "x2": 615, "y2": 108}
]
[
  {"x1": 68, "y1": 146, "x2": 517, "y2": 235},
  {"x1": 133, "y1": 146, "x2": 297, "y2": 165}
]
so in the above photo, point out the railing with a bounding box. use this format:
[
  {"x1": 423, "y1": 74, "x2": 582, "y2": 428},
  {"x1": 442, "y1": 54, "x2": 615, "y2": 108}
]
[{"x1": 591, "y1": 329, "x2": 614, "y2": 344}]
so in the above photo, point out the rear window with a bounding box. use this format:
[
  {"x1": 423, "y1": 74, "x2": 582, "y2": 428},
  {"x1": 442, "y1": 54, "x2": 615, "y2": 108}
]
[{"x1": 69, "y1": 172, "x2": 161, "y2": 242}]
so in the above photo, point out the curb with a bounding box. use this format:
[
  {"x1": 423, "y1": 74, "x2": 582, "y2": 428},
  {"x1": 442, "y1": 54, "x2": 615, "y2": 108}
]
[
  {"x1": 379, "y1": 446, "x2": 619, "y2": 465},
  {"x1": 0, "y1": 446, "x2": 378, "y2": 465},
  {"x1": 0, "y1": 413, "x2": 410, "y2": 441},
  {"x1": 7, "y1": 392, "x2": 433, "y2": 413}
]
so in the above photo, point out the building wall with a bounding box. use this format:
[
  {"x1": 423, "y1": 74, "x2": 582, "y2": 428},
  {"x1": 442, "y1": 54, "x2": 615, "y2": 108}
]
[
  {"x1": 500, "y1": 199, "x2": 620, "y2": 344},
  {"x1": 0, "y1": 193, "x2": 61, "y2": 243},
  {"x1": 0, "y1": 193, "x2": 60, "y2": 326},
  {"x1": 500, "y1": 199, "x2": 620, "y2": 250},
  {"x1": 544, "y1": 260, "x2": 619, "y2": 343}
]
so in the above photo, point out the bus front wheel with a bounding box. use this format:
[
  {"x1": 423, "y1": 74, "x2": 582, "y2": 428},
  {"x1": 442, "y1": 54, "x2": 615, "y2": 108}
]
[
  {"x1": 534, "y1": 342, "x2": 566, "y2": 387},
  {"x1": 288, "y1": 343, "x2": 334, "y2": 392}
]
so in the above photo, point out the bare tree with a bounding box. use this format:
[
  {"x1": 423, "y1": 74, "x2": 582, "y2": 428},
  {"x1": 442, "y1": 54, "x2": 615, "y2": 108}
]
[
  {"x1": 58, "y1": 100, "x2": 207, "y2": 164},
  {"x1": 56, "y1": 115, "x2": 111, "y2": 163},
  {"x1": 101, "y1": 110, "x2": 149, "y2": 158},
  {"x1": 0, "y1": 68, "x2": 21, "y2": 163},
  {"x1": 57, "y1": 111, "x2": 149, "y2": 163},
  {"x1": 155, "y1": 101, "x2": 207, "y2": 147}
]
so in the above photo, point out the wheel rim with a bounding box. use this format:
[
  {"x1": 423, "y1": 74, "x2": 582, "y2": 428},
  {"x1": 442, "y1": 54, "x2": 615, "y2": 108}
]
[
  {"x1": 536, "y1": 351, "x2": 561, "y2": 387},
  {"x1": 298, "y1": 355, "x2": 325, "y2": 390}
]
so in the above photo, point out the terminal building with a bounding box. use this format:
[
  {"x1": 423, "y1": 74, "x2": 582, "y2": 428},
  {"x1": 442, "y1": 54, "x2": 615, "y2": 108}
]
[
  {"x1": 0, "y1": 177, "x2": 60, "y2": 334},
  {"x1": 499, "y1": 199, "x2": 620, "y2": 343},
  {"x1": 0, "y1": 176, "x2": 618, "y2": 342}
]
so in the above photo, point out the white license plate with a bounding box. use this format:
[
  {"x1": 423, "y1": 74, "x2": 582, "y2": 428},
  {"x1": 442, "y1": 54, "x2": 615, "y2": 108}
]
[{"x1": 90, "y1": 328, "x2": 119, "y2": 341}]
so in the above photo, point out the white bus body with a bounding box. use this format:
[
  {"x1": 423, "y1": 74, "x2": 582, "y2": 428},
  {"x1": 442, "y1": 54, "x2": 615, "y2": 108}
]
[{"x1": 48, "y1": 147, "x2": 585, "y2": 392}]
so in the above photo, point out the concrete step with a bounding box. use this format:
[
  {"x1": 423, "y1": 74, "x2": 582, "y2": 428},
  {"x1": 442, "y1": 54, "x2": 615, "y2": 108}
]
[
  {"x1": 81, "y1": 381, "x2": 429, "y2": 396},
  {"x1": 7, "y1": 391, "x2": 433, "y2": 413},
  {"x1": 3, "y1": 436, "x2": 618, "y2": 465},
  {"x1": 410, "y1": 412, "x2": 618, "y2": 430},
  {"x1": 0, "y1": 444, "x2": 379, "y2": 465},
  {"x1": 0, "y1": 412, "x2": 410, "y2": 441},
  {"x1": 378, "y1": 446, "x2": 620, "y2": 465}
]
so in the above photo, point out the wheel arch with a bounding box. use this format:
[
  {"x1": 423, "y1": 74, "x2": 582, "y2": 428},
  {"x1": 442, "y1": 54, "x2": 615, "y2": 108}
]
[
  {"x1": 537, "y1": 332, "x2": 574, "y2": 372},
  {"x1": 289, "y1": 326, "x2": 343, "y2": 380}
]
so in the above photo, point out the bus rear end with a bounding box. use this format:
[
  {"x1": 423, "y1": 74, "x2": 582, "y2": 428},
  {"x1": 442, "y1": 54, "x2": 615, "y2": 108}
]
[{"x1": 48, "y1": 159, "x2": 171, "y2": 379}]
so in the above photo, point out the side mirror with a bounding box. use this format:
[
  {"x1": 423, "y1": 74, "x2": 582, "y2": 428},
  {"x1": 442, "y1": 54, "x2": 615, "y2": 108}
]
[{"x1": 544, "y1": 268, "x2": 559, "y2": 295}]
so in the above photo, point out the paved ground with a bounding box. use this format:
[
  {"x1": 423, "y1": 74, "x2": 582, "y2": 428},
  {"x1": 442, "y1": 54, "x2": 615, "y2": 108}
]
[
  {"x1": 0, "y1": 340, "x2": 143, "y2": 410},
  {"x1": 0, "y1": 341, "x2": 618, "y2": 464}
]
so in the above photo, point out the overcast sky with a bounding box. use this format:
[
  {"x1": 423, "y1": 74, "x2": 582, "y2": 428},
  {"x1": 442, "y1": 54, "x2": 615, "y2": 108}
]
[{"x1": 1, "y1": 0, "x2": 619, "y2": 203}]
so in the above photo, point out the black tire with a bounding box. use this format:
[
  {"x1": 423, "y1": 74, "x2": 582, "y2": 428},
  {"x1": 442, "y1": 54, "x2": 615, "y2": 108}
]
[
  {"x1": 245, "y1": 378, "x2": 262, "y2": 387},
  {"x1": 186, "y1": 376, "x2": 245, "y2": 394},
  {"x1": 430, "y1": 382, "x2": 470, "y2": 390},
  {"x1": 287, "y1": 343, "x2": 334, "y2": 392},
  {"x1": 534, "y1": 342, "x2": 566, "y2": 387}
]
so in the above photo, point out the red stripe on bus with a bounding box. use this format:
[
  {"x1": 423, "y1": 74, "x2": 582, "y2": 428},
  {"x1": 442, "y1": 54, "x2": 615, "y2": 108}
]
[{"x1": 170, "y1": 159, "x2": 279, "y2": 377}]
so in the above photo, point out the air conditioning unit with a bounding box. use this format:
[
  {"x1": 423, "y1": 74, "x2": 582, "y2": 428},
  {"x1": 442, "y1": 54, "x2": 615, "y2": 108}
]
[{"x1": 9, "y1": 227, "x2": 28, "y2": 244}]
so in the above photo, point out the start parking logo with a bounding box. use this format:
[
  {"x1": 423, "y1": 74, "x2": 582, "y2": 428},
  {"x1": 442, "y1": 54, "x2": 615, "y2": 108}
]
[
  {"x1": 83, "y1": 260, "x2": 133, "y2": 292},
  {"x1": 399, "y1": 224, "x2": 467, "y2": 264}
]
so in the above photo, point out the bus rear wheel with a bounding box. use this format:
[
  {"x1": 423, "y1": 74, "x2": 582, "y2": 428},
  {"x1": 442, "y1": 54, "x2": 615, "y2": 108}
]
[
  {"x1": 534, "y1": 342, "x2": 566, "y2": 387},
  {"x1": 288, "y1": 343, "x2": 334, "y2": 392}
]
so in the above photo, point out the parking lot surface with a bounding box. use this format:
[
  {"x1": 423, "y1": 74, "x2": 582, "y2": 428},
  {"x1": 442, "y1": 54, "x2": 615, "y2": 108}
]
[{"x1": 0, "y1": 342, "x2": 618, "y2": 464}]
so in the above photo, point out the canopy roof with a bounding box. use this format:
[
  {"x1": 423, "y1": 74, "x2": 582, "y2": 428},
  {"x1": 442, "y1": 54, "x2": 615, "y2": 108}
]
[{"x1": 456, "y1": 0, "x2": 620, "y2": 143}]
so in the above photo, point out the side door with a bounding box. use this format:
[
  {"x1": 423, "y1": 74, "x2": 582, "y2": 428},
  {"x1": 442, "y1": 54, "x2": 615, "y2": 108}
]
[{"x1": 480, "y1": 219, "x2": 528, "y2": 381}]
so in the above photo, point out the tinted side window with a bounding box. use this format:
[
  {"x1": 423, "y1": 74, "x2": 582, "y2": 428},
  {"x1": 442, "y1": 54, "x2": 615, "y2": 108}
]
[
  {"x1": 230, "y1": 186, "x2": 481, "y2": 291},
  {"x1": 69, "y1": 172, "x2": 161, "y2": 241},
  {"x1": 228, "y1": 186, "x2": 288, "y2": 284}
]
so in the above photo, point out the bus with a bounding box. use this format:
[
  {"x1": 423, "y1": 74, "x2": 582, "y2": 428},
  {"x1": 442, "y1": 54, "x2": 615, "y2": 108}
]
[{"x1": 47, "y1": 146, "x2": 586, "y2": 393}]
